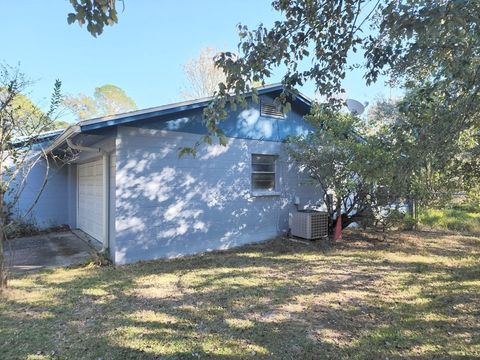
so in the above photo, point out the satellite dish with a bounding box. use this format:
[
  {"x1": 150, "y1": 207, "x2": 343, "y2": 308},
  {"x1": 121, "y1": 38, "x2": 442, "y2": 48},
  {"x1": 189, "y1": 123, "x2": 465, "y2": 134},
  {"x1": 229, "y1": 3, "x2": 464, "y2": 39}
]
[{"x1": 346, "y1": 99, "x2": 366, "y2": 115}]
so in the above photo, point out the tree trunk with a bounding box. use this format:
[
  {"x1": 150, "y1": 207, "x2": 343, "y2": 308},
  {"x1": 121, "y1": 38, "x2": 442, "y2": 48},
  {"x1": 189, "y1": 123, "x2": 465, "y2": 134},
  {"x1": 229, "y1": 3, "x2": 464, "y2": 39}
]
[
  {"x1": 413, "y1": 200, "x2": 419, "y2": 230},
  {"x1": 324, "y1": 193, "x2": 335, "y2": 234},
  {"x1": 335, "y1": 197, "x2": 342, "y2": 219}
]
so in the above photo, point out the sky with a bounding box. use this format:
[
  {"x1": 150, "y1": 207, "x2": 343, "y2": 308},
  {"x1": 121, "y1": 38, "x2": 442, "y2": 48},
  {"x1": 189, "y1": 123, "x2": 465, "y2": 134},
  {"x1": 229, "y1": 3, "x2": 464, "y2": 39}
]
[{"x1": 1, "y1": 1, "x2": 398, "y2": 121}]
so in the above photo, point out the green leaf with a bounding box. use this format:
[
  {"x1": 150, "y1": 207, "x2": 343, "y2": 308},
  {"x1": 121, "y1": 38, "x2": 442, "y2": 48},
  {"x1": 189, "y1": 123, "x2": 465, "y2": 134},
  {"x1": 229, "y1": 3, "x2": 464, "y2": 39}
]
[
  {"x1": 178, "y1": 147, "x2": 197, "y2": 158},
  {"x1": 67, "y1": 13, "x2": 77, "y2": 25}
]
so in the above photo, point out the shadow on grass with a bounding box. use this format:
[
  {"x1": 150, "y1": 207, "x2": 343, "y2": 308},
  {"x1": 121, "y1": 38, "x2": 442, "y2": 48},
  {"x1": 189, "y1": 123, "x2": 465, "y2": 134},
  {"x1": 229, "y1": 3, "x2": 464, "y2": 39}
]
[{"x1": 1, "y1": 231, "x2": 479, "y2": 359}]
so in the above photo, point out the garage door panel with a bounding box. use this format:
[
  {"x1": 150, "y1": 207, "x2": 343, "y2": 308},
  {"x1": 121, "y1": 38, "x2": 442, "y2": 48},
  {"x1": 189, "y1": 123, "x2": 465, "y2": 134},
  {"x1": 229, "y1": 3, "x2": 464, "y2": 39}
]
[{"x1": 78, "y1": 159, "x2": 104, "y2": 243}]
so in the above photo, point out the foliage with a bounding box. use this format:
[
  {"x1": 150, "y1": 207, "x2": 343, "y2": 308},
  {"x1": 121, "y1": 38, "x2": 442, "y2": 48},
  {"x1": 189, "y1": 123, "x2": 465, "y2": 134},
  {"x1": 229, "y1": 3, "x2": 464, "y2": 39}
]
[
  {"x1": 202, "y1": 1, "x2": 480, "y2": 150},
  {"x1": 67, "y1": 0, "x2": 480, "y2": 205},
  {"x1": 50, "y1": 120, "x2": 70, "y2": 130},
  {"x1": 366, "y1": 86, "x2": 480, "y2": 210},
  {"x1": 1, "y1": 231, "x2": 479, "y2": 358},
  {"x1": 466, "y1": 184, "x2": 480, "y2": 209},
  {"x1": 180, "y1": 47, "x2": 227, "y2": 100},
  {"x1": 4, "y1": 93, "x2": 44, "y2": 136},
  {"x1": 3, "y1": 217, "x2": 39, "y2": 239},
  {"x1": 0, "y1": 89, "x2": 68, "y2": 135},
  {"x1": 66, "y1": 0, "x2": 480, "y2": 151},
  {"x1": 365, "y1": 96, "x2": 399, "y2": 131},
  {"x1": 368, "y1": 0, "x2": 480, "y2": 96},
  {"x1": 67, "y1": 0, "x2": 120, "y2": 37},
  {"x1": 366, "y1": 1, "x2": 480, "y2": 209},
  {"x1": 0, "y1": 64, "x2": 63, "y2": 288},
  {"x1": 286, "y1": 105, "x2": 408, "y2": 232},
  {"x1": 419, "y1": 205, "x2": 480, "y2": 234},
  {"x1": 64, "y1": 84, "x2": 137, "y2": 120}
]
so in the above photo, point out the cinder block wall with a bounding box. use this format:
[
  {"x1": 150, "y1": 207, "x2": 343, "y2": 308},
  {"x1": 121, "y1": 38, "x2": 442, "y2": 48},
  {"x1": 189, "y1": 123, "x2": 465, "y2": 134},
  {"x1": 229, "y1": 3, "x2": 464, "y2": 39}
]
[
  {"x1": 11, "y1": 158, "x2": 69, "y2": 229},
  {"x1": 113, "y1": 126, "x2": 322, "y2": 264}
]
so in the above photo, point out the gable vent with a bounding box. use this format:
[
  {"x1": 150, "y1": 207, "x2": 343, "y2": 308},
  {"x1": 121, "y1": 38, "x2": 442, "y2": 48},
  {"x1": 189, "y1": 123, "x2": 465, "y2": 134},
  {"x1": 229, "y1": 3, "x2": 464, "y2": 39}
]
[{"x1": 260, "y1": 102, "x2": 285, "y2": 118}]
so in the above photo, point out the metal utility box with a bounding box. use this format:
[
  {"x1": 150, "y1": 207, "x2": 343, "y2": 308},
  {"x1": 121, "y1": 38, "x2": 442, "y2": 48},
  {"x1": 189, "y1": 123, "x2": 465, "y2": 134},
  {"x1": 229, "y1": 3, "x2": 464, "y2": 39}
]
[{"x1": 290, "y1": 210, "x2": 328, "y2": 240}]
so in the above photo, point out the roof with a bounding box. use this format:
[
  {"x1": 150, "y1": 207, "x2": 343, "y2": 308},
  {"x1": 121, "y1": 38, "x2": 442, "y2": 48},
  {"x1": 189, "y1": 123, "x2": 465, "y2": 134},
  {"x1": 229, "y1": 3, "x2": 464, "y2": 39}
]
[
  {"x1": 47, "y1": 83, "x2": 312, "y2": 153},
  {"x1": 11, "y1": 129, "x2": 66, "y2": 147}
]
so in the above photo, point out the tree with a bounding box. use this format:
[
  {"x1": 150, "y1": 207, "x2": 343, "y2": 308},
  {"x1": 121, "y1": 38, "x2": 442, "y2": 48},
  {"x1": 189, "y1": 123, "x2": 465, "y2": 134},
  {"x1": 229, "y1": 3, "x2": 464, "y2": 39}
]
[
  {"x1": 204, "y1": 0, "x2": 480, "y2": 221},
  {"x1": 0, "y1": 65, "x2": 63, "y2": 288},
  {"x1": 366, "y1": 96, "x2": 399, "y2": 129},
  {"x1": 64, "y1": 84, "x2": 136, "y2": 120},
  {"x1": 67, "y1": 0, "x2": 480, "y2": 142},
  {"x1": 180, "y1": 47, "x2": 227, "y2": 100},
  {"x1": 67, "y1": 0, "x2": 480, "y2": 133},
  {"x1": 287, "y1": 79, "x2": 480, "y2": 234},
  {"x1": 371, "y1": 86, "x2": 480, "y2": 212},
  {"x1": 205, "y1": 1, "x2": 480, "y2": 144},
  {"x1": 286, "y1": 105, "x2": 407, "y2": 234},
  {"x1": 5, "y1": 93, "x2": 70, "y2": 132},
  {"x1": 50, "y1": 120, "x2": 71, "y2": 130},
  {"x1": 68, "y1": 1, "x2": 480, "y2": 223}
]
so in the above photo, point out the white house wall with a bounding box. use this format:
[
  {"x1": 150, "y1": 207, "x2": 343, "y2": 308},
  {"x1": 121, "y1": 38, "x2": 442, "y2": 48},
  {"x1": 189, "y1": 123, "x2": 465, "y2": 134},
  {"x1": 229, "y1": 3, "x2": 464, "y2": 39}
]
[{"x1": 114, "y1": 126, "x2": 322, "y2": 264}]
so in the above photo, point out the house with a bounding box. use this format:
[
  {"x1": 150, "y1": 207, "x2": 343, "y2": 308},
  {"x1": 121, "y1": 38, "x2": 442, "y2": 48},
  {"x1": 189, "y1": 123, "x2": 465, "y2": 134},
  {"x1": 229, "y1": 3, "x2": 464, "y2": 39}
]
[{"x1": 13, "y1": 84, "x2": 323, "y2": 264}]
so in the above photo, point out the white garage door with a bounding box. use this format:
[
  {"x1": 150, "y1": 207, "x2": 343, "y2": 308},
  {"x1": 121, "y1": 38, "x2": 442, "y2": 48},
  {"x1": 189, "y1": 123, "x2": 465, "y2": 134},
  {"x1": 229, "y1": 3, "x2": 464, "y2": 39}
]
[{"x1": 77, "y1": 158, "x2": 104, "y2": 243}]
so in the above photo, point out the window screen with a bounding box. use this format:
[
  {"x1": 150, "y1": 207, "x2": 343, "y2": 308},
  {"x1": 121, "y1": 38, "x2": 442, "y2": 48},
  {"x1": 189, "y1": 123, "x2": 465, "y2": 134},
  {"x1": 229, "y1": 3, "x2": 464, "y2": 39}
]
[{"x1": 251, "y1": 154, "x2": 276, "y2": 191}]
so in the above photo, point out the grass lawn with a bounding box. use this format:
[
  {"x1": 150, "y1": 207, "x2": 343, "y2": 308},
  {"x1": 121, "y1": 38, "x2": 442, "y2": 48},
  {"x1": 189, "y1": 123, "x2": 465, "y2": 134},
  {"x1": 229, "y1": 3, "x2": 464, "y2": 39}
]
[
  {"x1": 420, "y1": 204, "x2": 480, "y2": 234},
  {"x1": 1, "y1": 231, "x2": 479, "y2": 359}
]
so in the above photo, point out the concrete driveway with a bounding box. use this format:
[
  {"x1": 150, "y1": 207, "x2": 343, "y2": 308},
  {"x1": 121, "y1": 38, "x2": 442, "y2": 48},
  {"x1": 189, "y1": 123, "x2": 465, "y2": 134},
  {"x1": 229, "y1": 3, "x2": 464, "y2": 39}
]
[{"x1": 5, "y1": 231, "x2": 95, "y2": 274}]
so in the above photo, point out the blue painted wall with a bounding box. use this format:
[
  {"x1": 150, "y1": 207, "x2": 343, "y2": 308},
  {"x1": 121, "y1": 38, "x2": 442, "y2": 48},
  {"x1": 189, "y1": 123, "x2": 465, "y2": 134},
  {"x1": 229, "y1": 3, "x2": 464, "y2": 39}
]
[
  {"x1": 113, "y1": 126, "x2": 323, "y2": 264},
  {"x1": 10, "y1": 96, "x2": 320, "y2": 264},
  {"x1": 129, "y1": 95, "x2": 312, "y2": 142},
  {"x1": 10, "y1": 135, "x2": 116, "y2": 232},
  {"x1": 9, "y1": 158, "x2": 70, "y2": 229},
  {"x1": 110, "y1": 98, "x2": 320, "y2": 264}
]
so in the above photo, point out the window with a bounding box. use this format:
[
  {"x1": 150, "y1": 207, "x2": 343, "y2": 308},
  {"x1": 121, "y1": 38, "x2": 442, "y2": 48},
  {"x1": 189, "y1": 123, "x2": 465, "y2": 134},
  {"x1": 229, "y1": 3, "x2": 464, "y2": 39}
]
[
  {"x1": 251, "y1": 154, "x2": 277, "y2": 191},
  {"x1": 260, "y1": 101, "x2": 285, "y2": 118}
]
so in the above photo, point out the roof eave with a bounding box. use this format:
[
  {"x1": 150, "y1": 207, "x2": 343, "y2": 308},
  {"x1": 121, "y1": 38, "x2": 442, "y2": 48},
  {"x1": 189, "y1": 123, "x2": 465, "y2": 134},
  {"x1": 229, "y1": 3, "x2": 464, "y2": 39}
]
[
  {"x1": 80, "y1": 98, "x2": 213, "y2": 132},
  {"x1": 80, "y1": 84, "x2": 311, "y2": 132},
  {"x1": 47, "y1": 83, "x2": 313, "y2": 150},
  {"x1": 45, "y1": 125, "x2": 81, "y2": 154}
]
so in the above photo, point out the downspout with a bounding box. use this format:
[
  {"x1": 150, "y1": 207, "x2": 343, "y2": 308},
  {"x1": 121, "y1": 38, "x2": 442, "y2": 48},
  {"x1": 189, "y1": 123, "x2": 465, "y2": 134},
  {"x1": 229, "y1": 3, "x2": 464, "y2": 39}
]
[{"x1": 67, "y1": 139, "x2": 110, "y2": 253}]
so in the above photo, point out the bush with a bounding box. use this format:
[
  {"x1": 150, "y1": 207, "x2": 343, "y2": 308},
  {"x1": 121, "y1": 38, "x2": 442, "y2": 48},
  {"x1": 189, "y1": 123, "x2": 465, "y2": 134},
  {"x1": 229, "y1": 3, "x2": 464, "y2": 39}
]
[
  {"x1": 4, "y1": 218, "x2": 40, "y2": 239},
  {"x1": 400, "y1": 213, "x2": 417, "y2": 230},
  {"x1": 360, "y1": 208, "x2": 416, "y2": 240},
  {"x1": 450, "y1": 202, "x2": 480, "y2": 213},
  {"x1": 86, "y1": 250, "x2": 112, "y2": 267}
]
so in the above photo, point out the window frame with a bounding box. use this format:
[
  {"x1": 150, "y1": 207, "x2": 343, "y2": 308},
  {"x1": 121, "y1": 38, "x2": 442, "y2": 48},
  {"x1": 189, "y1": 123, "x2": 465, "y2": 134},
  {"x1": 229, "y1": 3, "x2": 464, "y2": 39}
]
[{"x1": 250, "y1": 153, "x2": 280, "y2": 196}]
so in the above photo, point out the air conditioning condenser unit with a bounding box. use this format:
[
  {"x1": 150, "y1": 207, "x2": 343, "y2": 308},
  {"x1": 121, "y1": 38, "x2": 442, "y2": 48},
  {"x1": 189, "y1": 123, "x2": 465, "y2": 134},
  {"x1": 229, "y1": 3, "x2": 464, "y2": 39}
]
[{"x1": 290, "y1": 210, "x2": 328, "y2": 240}]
